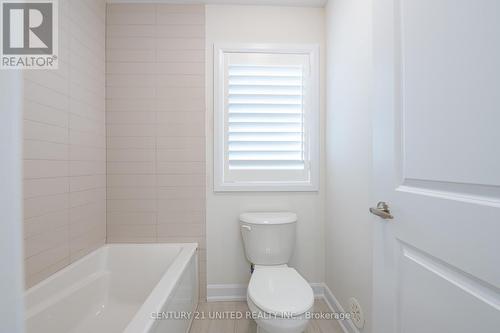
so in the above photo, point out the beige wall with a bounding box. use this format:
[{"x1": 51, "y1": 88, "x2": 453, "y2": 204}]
[
  {"x1": 105, "y1": 4, "x2": 206, "y2": 299},
  {"x1": 23, "y1": 0, "x2": 106, "y2": 288},
  {"x1": 205, "y1": 5, "x2": 326, "y2": 288},
  {"x1": 325, "y1": 0, "x2": 373, "y2": 330}
]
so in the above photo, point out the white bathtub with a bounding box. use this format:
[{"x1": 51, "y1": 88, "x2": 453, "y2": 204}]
[{"x1": 25, "y1": 243, "x2": 198, "y2": 333}]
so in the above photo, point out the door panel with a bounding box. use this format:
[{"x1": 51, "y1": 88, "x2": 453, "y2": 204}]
[
  {"x1": 373, "y1": 0, "x2": 500, "y2": 332},
  {"x1": 394, "y1": 195, "x2": 500, "y2": 285},
  {"x1": 400, "y1": 244, "x2": 500, "y2": 333},
  {"x1": 395, "y1": 0, "x2": 500, "y2": 287},
  {"x1": 401, "y1": 0, "x2": 500, "y2": 186}
]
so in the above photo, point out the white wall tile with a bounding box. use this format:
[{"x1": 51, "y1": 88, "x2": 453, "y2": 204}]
[
  {"x1": 107, "y1": 174, "x2": 157, "y2": 187},
  {"x1": 106, "y1": 161, "x2": 156, "y2": 175},
  {"x1": 107, "y1": 4, "x2": 155, "y2": 25},
  {"x1": 107, "y1": 186, "x2": 157, "y2": 200},
  {"x1": 24, "y1": 244, "x2": 69, "y2": 277},
  {"x1": 24, "y1": 194, "x2": 69, "y2": 219},
  {"x1": 24, "y1": 210, "x2": 68, "y2": 239},
  {"x1": 106, "y1": 4, "x2": 206, "y2": 299},
  {"x1": 107, "y1": 199, "x2": 157, "y2": 212},
  {"x1": 24, "y1": 225, "x2": 69, "y2": 258},
  {"x1": 107, "y1": 137, "x2": 155, "y2": 149},
  {"x1": 107, "y1": 211, "x2": 157, "y2": 225},
  {"x1": 107, "y1": 25, "x2": 156, "y2": 38},
  {"x1": 70, "y1": 160, "x2": 106, "y2": 176},
  {"x1": 155, "y1": 25, "x2": 204, "y2": 38},
  {"x1": 24, "y1": 140, "x2": 69, "y2": 161},
  {"x1": 157, "y1": 211, "x2": 205, "y2": 225},
  {"x1": 106, "y1": 111, "x2": 156, "y2": 124},
  {"x1": 24, "y1": 177, "x2": 69, "y2": 199},
  {"x1": 70, "y1": 188, "x2": 106, "y2": 208},
  {"x1": 23, "y1": 120, "x2": 69, "y2": 144},
  {"x1": 107, "y1": 224, "x2": 156, "y2": 238},
  {"x1": 24, "y1": 160, "x2": 69, "y2": 179},
  {"x1": 106, "y1": 49, "x2": 156, "y2": 62},
  {"x1": 70, "y1": 175, "x2": 106, "y2": 192},
  {"x1": 24, "y1": 101, "x2": 68, "y2": 128},
  {"x1": 107, "y1": 149, "x2": 155, "y2": 162},
  {"x1": 156, "y1": 161, "x2": 205, "y2": 174},
  {"x1": 156, "y1": 12, "x2": 205, "y2": 25},
  {"x1": 23, "y1": 0, "x2": 106, "y2": 288}
]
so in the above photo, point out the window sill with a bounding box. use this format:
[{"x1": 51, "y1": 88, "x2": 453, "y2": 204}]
[{"x1": 213, "y1": 182, "x2": 319, "y2": 192}]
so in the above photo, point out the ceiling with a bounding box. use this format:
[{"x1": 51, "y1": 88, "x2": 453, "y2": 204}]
[{"x1": 107, "y1": 0, "x2": 328, "y2": 7}]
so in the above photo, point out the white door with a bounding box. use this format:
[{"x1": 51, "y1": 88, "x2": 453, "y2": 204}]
[{"x1": 372, "y1": 1, "x2": 500, "y2": 332}]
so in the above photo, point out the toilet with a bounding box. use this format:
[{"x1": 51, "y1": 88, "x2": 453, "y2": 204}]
[{"x1": 239, "y1": 212, "x2": 314, "y2": 333}]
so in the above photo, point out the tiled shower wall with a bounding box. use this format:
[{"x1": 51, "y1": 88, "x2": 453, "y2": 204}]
[
  {"x1": 105, "y1": 4, "x2": 206, "y2": 299},
  {"x1": 23, "y1": 0, "x2": 106, "y2": 287}
]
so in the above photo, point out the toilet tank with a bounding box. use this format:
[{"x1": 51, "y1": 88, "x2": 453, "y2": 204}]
[{"x1": 239, "y1": 212, "x2": 297, "y2": 265}]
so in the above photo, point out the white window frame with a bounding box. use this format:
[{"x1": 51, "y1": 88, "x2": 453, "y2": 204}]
[{"x1": 213, "y1": 43, "x2": 320, "y2": 192}]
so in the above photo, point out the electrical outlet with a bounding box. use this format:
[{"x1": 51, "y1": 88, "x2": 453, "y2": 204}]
[{"x1": 348, "y1": 297, "x2": 365, "y2": 329}]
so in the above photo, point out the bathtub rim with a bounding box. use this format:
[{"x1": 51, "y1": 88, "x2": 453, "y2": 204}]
[
  {"x1": 123, "y1": 242, "x2": 198, "y2": 333},
  {"x1": 24, "y1": 243, "x2": 199, "y2": 333}
]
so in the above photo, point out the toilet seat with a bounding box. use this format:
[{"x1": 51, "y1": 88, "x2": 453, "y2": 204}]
[{"x1": 248, "y1": 266, "x2": 314, "y2": 317}]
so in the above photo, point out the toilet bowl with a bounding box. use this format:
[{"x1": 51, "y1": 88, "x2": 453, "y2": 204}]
[
  {"x1": 247, "y1": 265, "x2": 314, "y2": 333},
  {"x1": 239, "y1": 212, "x2": 314, "y2": 333}
]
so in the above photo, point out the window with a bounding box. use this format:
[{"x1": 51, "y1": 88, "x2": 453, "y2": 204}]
[{"x1": 214, "y1": 44, "x2": 319, "y2": 191}]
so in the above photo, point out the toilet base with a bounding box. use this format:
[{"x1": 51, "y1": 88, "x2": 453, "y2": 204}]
[
  {"x1": 257, "y1": 327, "x2": 269, "y2": 333},
  {"x1": 247, "y1": 296, "x2": 311, "y2": 333},
  {"x1": 257, "y1": 327, "x2": 306, "y2": 333},
  {"x1": 255, "y1": 323, "x2": 307, "y2": 333},
  {"x1": 257, "y1": 326, "x2": 277, "y2": 333}
]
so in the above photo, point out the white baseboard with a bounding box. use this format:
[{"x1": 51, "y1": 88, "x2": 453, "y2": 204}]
[
  {"x1": 310, "y1": 282, "x2": 326, "y2": 298},
  {"x1": 207, "y1": 284, "x2": 247, "y2": 301},
  {"x1": 321, "y1": 283, "x2": 359, "y2": 333},
  {"x1": 207, "y1": 282, "x2": 326, "y2": 302},
  {"x1": 207, "y1": 282, "x2": 359, "y2": 333}
]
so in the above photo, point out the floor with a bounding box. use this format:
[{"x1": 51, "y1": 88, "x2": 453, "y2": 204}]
[{"x1": 189, "y1": 299, "x2": 344, "y2": 333}]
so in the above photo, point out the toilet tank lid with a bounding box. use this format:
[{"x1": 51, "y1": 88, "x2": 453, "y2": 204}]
[{"x1": 239, "y1": 212, "x2": 297, "y2": 225}]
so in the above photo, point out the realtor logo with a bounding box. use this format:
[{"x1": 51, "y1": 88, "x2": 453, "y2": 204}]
[{"x1": 1, "y1": 0, "x2": 58, "y2": 69}]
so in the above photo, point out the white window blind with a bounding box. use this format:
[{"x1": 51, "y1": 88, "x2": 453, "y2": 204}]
[
  {"x1": 214, "y1": 45, "x2": 319, "y2": 191},
  {"x1": 227, "y1": 64, "x2": 305, "y2": 171}
]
